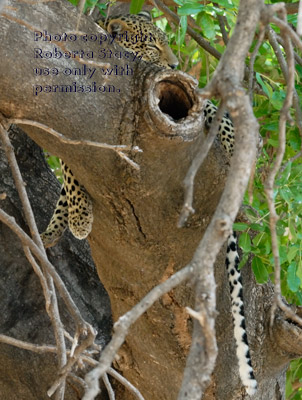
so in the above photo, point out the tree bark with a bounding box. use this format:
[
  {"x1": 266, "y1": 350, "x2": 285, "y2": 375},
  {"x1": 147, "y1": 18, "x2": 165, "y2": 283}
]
[
  {"x1": 0, "y1": 126, "x2": 112, "y2": 400},
  {"x1": 1, "y1": 1, "x2": 302, "y2": 399}
]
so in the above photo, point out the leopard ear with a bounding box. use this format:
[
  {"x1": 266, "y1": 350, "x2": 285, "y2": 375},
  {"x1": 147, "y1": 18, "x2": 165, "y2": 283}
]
[
  {"x1": 137, "y1": 11, "x2": 152, "y2": 21},
  {"x1": 107, "y1": 18, "x2": 129, "y2": 35}
]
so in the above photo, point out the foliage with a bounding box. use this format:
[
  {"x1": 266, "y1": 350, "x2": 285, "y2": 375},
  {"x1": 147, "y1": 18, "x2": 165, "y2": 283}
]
[
  {"x1": 62, "y1": 0, "x2": 302, "y2": 397},
  {"x1": 44, "y1": 152, "x2": 63, "y2": 183},
  {"x1": 151, "y1": 2, "x2": 302, "y2": 397}
]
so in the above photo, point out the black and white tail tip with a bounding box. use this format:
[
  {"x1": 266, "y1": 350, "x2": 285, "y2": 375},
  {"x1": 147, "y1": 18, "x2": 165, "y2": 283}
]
[{"x1": 226, "y1": 232, "x2": 258, "y2": 396}]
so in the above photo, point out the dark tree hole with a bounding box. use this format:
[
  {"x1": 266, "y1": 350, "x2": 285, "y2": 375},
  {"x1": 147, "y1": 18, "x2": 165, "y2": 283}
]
[{"x1": 156, "y1": 81, "x2": 193, "y2": 121}]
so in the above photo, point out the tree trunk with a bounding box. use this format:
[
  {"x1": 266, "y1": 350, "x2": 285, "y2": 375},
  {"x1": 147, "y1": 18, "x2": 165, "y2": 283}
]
[
  {"x1": 0, "y1": 126, "x2": 112, "y2": 400},
  {"x1": 1, "y1": 1, "x2": 302, "y2": 399}
]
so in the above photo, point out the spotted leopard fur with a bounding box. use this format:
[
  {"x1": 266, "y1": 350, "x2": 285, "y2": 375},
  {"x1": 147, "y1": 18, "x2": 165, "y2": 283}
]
[
  {"x1": 41, "y1": 161, "x2": 93, "y2": 247},
  {"x1": 40, "y1": 12, "x2": 177, "y2": 248},
  {"x1": 204, "y1": 103, "x2": 257, "y2": 396},
  {"x1": 99, "y1": 12, "x2": 178, "y2": 69},
  {"x1": 226, "y1": 233, "x2": 257, "y2": 396},
  {"x1": 40, "y1": 11, "x2": 257, "y2": 395}
]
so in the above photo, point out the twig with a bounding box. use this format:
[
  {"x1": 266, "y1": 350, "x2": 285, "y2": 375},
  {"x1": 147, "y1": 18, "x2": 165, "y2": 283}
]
[
  {"x1": 47, "y1": 328, "x2": 96, "y2": 397},
  {"x1": 23, "y1": 246, "x2": 51, "y2": 313},
  {"x1": 47, "y1": 272, "x2": 67, "y2": 400},
  {"x1": 297, "y1": 0, "x2": 302, "y2": 36},
  {"x1": 0, "y1": 124, "x2": 43, "y2": 246},
  {"x1": 0, "y1": 124, "x2": 67, "y2": 399},
  {"x1": 276, "y1": 34, "x2": 302, "y2": 66},
  {"x1": 248, "y1": 26, "x2": 265, "y2": 103},
  {"x1": 82, "y1": 262, "x2": 195, "y2": 399},
  {"x1": 264, "y1": 9, "x2": 302, "y2": 327},
  {"x1": 8, "y1": 118, "x2": 141, "y2": 170},
  {"x1": 103, "y1": 374, "x2": 115, "y2": 400},
  {"x1": 107, "y1": 368, "x2": 145, "y2": 400},
  {"x1": 84, "y1": 81, "x2": 258, "y2": 398},
  {"x1": 0, "y1": 207, "x2": 96, "y2": 333},
  {"x1": 0, "y1": 206, "x2": 97, "y2": 392},
  {"x1": 76, "y1": 0, "x2": 85, "y2": 31},
  {"x1": 68, "y1": 373, "x2": 88, "y2": 390},
  {"x1": 248, "y1": 161, "x2": 257, "y2": 204},
  {"x1": 0, "y1": 12, "x2": 111, "y2": 70},
  {"x1": 178, "y1": 100, "x2": 227, "y2": 227},
  {"x1": 0, "y1": 334, "x2": 60, "y2": 354},
  {"x1": 268, "y1": 26, "x2": 302, "y2": 172},
  {"x1": 213, "y1": 4, "x2": 229, "y2": 45},
  {"x1": 151, "y1": 0, "x2": 222, "y2": 60},
  {"x1": 271, "y1": 16, "x2": 302, "y2": 52}
]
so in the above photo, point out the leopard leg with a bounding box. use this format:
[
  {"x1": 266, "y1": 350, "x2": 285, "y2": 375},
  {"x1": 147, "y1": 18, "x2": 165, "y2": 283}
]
[
  {"x1": 40, "y1": 185, "x2": 68, "y2": 248},
  {"x1": 60, "y1": 161, "x2": 93, "y2": 240}
]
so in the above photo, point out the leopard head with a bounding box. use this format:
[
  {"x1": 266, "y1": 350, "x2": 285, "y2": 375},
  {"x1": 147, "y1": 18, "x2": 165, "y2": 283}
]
[{"x1": 98, "y1": 11, "x2": 178, "y2": 69}]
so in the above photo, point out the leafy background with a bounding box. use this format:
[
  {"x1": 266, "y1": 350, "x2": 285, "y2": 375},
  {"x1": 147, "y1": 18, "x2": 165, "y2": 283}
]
[{"x1": 47, "y1": 0, "x2": 302, "y2": 397}]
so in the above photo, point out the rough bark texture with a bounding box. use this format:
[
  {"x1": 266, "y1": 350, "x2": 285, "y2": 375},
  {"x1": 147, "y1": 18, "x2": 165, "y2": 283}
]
[
  {"x1": 1, "y1": 1, "x2": 302, "y2": 399},
  {"x1": 0, "y1": 126, "x2": 112, "y2": 400}
]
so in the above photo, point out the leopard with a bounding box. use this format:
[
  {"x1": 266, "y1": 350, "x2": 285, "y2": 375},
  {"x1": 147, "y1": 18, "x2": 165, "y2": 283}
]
[{"x1": 40, "y1": 10, "x2": 257, "y2": 396}]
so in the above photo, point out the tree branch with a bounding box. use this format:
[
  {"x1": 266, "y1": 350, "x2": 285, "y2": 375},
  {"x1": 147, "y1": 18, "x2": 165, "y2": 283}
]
[{"x1": 264, "y1": 8, "x2": 302, "y2": 328}]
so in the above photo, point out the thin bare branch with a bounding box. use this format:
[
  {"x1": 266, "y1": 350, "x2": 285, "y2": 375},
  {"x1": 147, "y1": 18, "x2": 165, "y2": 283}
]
[
  {"x1": 0, "y1": 124, "x2": 67, "y2": 399},
  {"x1": 297, "y1": 0, "x2": 302, "y2": 35},
  {"x1": 0, "y1": 123, "x2": 43, "y2": 246},
  {"x1": 276, "y1": 34, "x2": 302, "y2": 66},
  {"x1": 83, "y1": 263, "x2": 195, "y2": 399},
  {"x1": 0, "y1": 207, "x2": 95, "y2": 333},
  {"x1": 107, "y1": 368, "x2": 145, "y2": 400},
  {"x1": 0, "y1": 334, "x2": 59, "y2": 354},
  {"x1": 8, "y1": 118, "x2": 141, "y2": 170},
  {"x1": 213, "y1": 4, "x2": 229, "y2": 45},
  {"x1": 271, "y1": 16, "x2": 302, "y2": 52},
  {"x1": 265, "y1": 10, "x2": 302, "y2": 328},
  {"x1": 268, "y1": 27, "x2": 302, "y2": 174},
  {"x1": 0, "y1": 12, "x2": 111, "y2": 70},
  {"x1": 103, "y1": 374, "x2": 115, "y2": 400},
  {"x1": 23, "y1": 246, "x2": 51, "y2": 313},
  {"x1": 47, "y1": 328, "x2": 95, "y2": 397},
  {"x1": 248, "y1": 26, "x2": 265, "y2": 102},
  {"x1": 151, "y1": 0, "x2": 222, "y2": 60},
  {"x1": 178, "y1": 101, "x2": 227, "y2": 227}
]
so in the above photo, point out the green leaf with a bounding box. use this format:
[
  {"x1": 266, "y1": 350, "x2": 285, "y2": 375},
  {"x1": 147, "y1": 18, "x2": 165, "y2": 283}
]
[
  {"x1": 279, "y1": 161, "x2": 292, "y2": 184},
  {"x1": 250, "y1": 223, "x2": 266, "y2": 232},
  {"x1": 296, "y1": 260, "x2": 302, "y2": 284},
  {"x1": 252, "y1": 232, "x2": 264, "y2": 247},
  {"x1": 233, "y1": 222, "x2": 249, "y2": 231},
  {"x1": 287, "y1": 246, "x2": 298, "y2": 263},
  {"x1": 264, "y1": 239, "x2": 271, "y2": 255},
  {"x1": 238, "y1": 253, "x2": 249, "y2": 270},
  {"x1": 129, "y1": 0, "x2": 145, "y2": 14},
  {"x1": 288, "y1": 219, "x2": 297, "y2": 242},
  {"x1": 267, "y1": 138, "x2": 280, "y2": 148},
  {"x1": 255, "y1": 73, "x2": 273, "y2": 98},
  {"x1": 239, "y1": 232, "x2": 251, "y2": 252},
  {"x1": 211, "y1": 0, "x2": 234, "y2": 8},
  {"x1": 252, "y1": 257, "x2": 269, "y2": 284},
  {"x1": 287, "y1": 262, "x2": 301, "y2": 293},
  {"x1": 178, "y1": 15, "x2": 187, "y2": 46},
  {"x1": 178, "y1": 2, "x2": 204, "y2": 15},
  {"x1": 279, "y1": 187, "x2": 293, "y2": 203},
  {"x1": 279, "y1": 245, "x2": 288, "y2": 264},
  {"x1": 200, "y1": 13, "x2": 216, "y2": 40},
  {"x1": 271, "y1": 90, "x2": 286, "y2": 110},
  {"x1": 263, "y1": 121, "x2": 279, "y2": 131}
]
